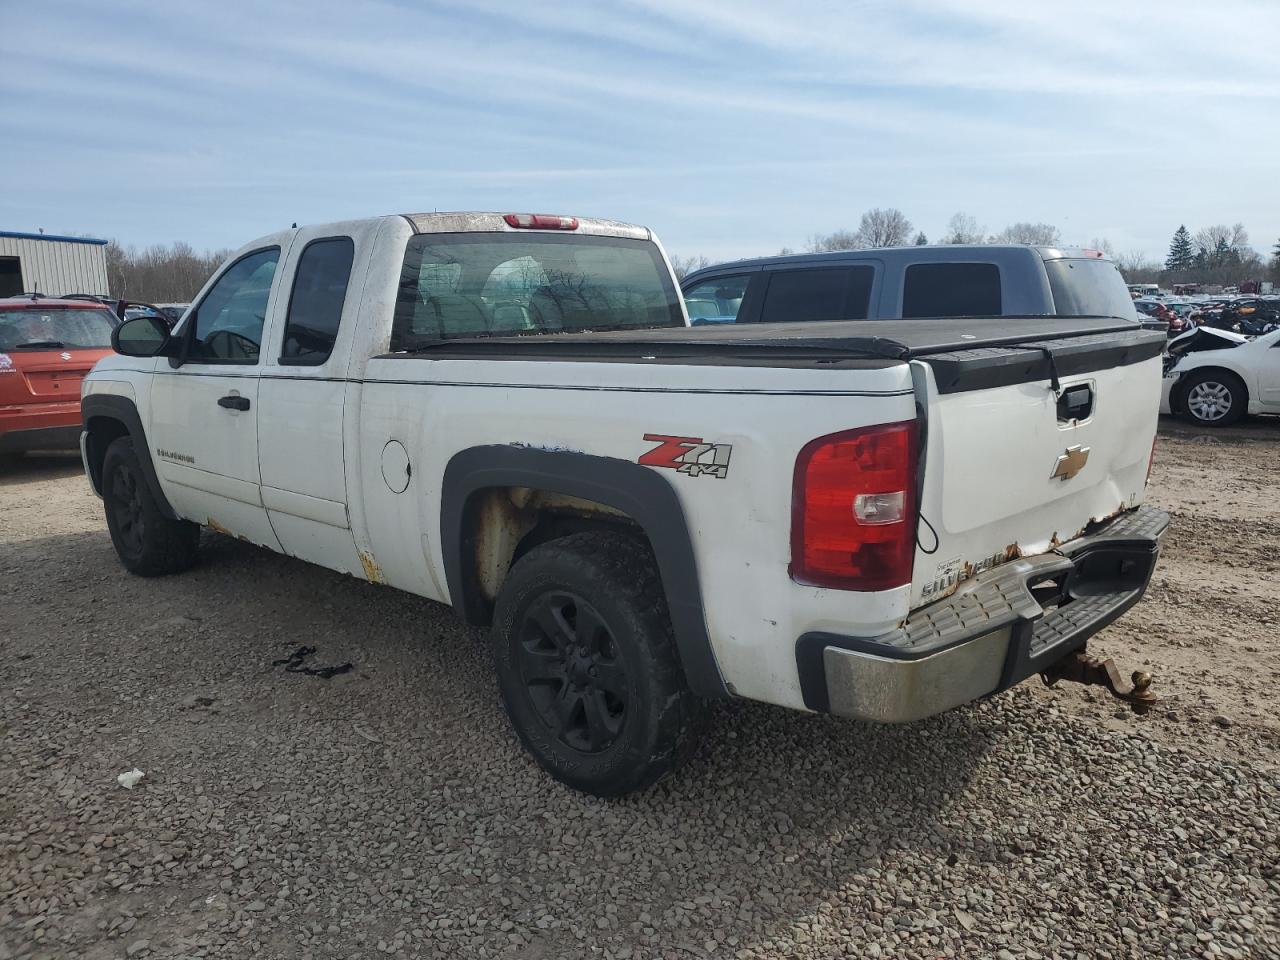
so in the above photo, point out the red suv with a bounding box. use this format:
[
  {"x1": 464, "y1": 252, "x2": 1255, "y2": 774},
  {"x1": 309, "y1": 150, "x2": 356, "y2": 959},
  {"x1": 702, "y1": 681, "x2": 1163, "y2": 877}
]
[{"x1": 0, "y1": 296, "x2": 116, "y2": 455}]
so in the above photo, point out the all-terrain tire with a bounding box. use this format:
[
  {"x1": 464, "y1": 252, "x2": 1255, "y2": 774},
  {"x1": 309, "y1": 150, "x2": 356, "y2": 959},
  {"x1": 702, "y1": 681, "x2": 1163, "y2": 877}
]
[
  {"x1": 491, "y1": 532, "x2": 708, "y2": 797},
  {"x1": 101, "y1": 436, "x2": 200, "y2": 576}
]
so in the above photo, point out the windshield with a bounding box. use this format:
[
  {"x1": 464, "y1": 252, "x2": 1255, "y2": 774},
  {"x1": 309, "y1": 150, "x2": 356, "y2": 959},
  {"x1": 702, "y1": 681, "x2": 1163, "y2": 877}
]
[
  {"x1": 0, "y1": 307, "x2": 115, "y2": 350},
  {"x1": 391, "y1": 233, "x2": 682, "y2": 349},
  {"x1": 1045, "y1": 259, "x2": 1138, "y2": 319}
]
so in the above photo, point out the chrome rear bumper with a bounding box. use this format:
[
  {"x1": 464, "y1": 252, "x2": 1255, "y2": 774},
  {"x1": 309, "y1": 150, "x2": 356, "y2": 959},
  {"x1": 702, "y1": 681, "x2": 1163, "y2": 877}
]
[{"x1": 796, "y1": 505, "x2": 1170, "y2": 723}]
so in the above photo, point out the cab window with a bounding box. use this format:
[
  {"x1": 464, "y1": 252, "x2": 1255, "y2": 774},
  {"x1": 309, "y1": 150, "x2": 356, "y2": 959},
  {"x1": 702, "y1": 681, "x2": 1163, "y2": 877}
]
[
  {"x1": 758, "y1": 266, "x2": 873, "y2": 323},
  {"x1": 190, "y1": 248, "x2": 280, "y2": 362},
  {"x1": 683, "y1": 275, "x2": 749, "y2": 325},
  {"x1": 281, "y1": 238, "x2": 354, "y2": 365},
  {"x1": 902, "y1": 262, "x2": 1001, "y2": 318}
]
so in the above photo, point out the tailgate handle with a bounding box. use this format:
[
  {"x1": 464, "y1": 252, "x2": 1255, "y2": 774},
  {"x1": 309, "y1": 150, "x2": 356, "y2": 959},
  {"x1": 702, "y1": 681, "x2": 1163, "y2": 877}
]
[
  {"x1": 217, "y1": 394, "x2": 251, "y2": 411},
  {"x1": 1057, "y1": 384, "x2": 1093, "y2": 422}
]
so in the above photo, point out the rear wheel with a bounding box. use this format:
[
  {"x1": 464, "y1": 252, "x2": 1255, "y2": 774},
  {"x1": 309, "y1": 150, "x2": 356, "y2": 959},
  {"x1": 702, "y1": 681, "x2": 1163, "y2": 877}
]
[
  {"x1": 1180, "y1": 370, "x2": 1246, "y2": 427},
  {"x1": 102, "y1": 436, "x2": 200, "y2": 575},
  {"x1": 491, "y1": 532, "x2": 706, "y2": 796}
]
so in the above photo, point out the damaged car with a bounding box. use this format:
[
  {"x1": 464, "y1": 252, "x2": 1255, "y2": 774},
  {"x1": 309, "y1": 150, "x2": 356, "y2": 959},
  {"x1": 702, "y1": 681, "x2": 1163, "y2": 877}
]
[{"x1": 1162, "y1": 325, "x2": 1280, "y2": 426}]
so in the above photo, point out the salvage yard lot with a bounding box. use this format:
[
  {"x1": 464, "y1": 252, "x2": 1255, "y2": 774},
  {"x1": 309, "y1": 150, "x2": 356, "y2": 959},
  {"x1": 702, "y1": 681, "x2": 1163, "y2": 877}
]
[{"x1": 2, "y1": 421, "x2": 1278, "y2": 960}]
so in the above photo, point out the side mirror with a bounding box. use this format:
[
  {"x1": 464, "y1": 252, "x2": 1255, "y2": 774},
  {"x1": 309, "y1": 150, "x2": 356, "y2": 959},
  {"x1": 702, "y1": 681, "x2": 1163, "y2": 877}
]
[{"x1": 112, "y1": 315, "x2": 171, "y2": 357}]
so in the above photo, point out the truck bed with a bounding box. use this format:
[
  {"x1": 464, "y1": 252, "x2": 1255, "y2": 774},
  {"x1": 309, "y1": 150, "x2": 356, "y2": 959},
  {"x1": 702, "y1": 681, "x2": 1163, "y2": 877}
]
[{"x1": 389, "y1": 316, "x2": 1166, "y2": 391}]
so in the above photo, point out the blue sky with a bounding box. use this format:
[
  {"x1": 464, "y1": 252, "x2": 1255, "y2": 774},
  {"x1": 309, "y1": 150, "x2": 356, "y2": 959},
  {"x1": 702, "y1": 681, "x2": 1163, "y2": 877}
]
[{"x1": 3, "y1": 0, "x2": 1279, "y2": 264}]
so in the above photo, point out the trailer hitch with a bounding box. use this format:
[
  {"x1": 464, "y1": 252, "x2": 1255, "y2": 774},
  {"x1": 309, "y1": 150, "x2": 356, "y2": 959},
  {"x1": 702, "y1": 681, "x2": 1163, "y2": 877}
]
[{"x1": 1040, "y1": 649, "x2": 1157, "y2": 714}]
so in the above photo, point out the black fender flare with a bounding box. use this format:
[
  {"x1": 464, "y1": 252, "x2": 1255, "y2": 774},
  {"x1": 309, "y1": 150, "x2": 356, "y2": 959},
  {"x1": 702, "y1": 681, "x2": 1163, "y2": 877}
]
[
  {"x1": 81, "y1": 393, "x2": 178, "y2": 519},
  {"x1": 440, "y1": 444, "x2": 728, "y2": 700}
]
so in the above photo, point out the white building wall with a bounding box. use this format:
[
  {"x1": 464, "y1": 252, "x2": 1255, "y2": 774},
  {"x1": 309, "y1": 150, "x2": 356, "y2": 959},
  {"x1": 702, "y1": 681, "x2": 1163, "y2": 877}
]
[{"x1": 0, "y1": 235, "x2": 110, "y2": 296}]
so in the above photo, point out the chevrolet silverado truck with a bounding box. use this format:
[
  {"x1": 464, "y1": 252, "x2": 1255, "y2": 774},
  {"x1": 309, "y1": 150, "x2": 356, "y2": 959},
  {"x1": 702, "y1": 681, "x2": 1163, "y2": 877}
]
[{"x1": 81, "y1": 211, "x2": 1169, "y2": 796}]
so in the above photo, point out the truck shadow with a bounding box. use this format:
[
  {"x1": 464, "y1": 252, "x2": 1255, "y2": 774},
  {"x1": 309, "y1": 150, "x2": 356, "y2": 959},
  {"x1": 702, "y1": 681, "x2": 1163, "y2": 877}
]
[
  {"x1": 4, "y1": 527, "x2": 1004, "y2": 958},
  {"x1": 0, "y1": 450, "x2": 83, "y2": 486}
]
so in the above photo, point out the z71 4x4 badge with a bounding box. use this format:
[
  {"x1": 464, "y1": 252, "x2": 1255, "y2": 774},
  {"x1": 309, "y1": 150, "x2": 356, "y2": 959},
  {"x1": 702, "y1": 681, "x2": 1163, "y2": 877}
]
[{"x1": 638, "y1": 434, "x2": 732, "y2": 479}]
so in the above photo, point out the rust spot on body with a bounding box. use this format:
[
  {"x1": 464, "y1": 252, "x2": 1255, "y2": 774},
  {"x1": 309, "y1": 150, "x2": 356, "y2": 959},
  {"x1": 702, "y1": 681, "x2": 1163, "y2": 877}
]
[
  {"x1": 359, "y1": 550, "x2": 384, "y2": 584},
  {"x1": 207, "y1": 518, "x2": 232, "y2": 537}
]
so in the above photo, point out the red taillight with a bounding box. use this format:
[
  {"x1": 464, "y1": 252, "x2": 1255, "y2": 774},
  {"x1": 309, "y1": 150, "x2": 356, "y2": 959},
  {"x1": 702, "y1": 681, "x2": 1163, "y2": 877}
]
[
  {"x1": 791, "y1": 421, "x2": 919, "y2": 591},
  {"x1": 503, "y1": 213, "x2": 579, "y2": 230}
]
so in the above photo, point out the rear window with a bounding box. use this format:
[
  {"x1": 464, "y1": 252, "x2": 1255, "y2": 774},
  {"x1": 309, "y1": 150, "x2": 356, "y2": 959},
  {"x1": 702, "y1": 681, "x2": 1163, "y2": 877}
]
[
  {"x1": 391, "y1": 233, "x2": 682, "y2": 348},
  {"x1": 1045, "y1": 259, "x2": 1138, "y2": 319},
  {"x1": 0, "y1": 307, "x2": 115, "y2": 350},
  {"x1": 902, "y1": 262, "x2": 1002, "y2": 318},
  {"x1": 758, "y1": 266, "x2": 873, "y2": 323}
]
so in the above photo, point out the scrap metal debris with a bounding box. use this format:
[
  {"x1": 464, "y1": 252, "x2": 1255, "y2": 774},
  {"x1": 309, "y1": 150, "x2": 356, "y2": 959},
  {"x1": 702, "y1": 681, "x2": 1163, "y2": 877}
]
[{"x1": 272, "y1": 646, "x2": 353, "y2": 679}]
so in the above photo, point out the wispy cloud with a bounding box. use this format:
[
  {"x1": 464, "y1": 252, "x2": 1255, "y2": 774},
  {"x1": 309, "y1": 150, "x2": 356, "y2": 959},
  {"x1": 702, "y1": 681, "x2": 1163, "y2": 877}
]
[{"x1": 1, "y1": 0, "x2": 1277, "y2": 261}]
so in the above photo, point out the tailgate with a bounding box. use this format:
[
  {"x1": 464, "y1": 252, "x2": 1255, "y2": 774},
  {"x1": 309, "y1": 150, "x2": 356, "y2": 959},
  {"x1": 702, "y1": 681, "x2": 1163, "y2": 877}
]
[{"x1": 909, "y1": 328, "x2": 1165, "y2": 608}]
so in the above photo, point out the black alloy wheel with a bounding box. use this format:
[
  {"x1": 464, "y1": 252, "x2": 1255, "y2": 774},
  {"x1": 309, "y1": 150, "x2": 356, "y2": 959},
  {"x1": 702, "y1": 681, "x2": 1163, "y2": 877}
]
[
  {"x1": 517, "y1": 590, "x2": 628, "y2": 753},
  {"x1": 107, "y1": 460, "x2": 146, "y2": 557}
]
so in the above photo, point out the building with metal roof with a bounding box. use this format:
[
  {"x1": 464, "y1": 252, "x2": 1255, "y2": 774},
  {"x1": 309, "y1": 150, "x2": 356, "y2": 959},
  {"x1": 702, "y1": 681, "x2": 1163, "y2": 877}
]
[{"x1": 0, "y1": 231, "x2": 110, "y2": 298}]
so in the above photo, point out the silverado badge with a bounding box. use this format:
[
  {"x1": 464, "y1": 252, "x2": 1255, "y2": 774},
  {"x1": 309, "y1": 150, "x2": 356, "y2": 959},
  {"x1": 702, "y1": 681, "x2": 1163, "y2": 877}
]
[{"x1": 1050, "y1": 444, "x2": 1091, "y2": 481}]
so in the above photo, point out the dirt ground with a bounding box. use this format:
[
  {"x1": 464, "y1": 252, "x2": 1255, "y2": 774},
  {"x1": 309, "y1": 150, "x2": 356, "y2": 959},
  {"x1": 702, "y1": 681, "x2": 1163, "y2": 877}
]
[{"x1": 1, "y1": 416, "x2": 1278, "y2": 959}]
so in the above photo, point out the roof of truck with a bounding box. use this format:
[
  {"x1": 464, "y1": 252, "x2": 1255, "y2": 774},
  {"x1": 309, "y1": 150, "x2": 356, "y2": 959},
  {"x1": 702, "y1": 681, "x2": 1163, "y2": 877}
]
[
  {"x1": 400, "y1": 212, "x2": 650, "y2": 240},
  {"x1": 682, "y1": 245, "x2": 1112, "y2": 285}
]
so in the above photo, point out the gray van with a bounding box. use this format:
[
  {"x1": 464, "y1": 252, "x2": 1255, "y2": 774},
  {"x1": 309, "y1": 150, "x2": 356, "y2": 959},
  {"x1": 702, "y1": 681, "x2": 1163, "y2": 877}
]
[{"x1": 680, "y1": 245, "x2": 1141, "y2": 326}]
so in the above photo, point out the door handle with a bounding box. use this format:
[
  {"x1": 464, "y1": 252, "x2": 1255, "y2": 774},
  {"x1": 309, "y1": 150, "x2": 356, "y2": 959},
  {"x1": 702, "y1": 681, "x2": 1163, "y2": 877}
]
[{"x1": 217, "y1": 394, "x2": 251, "y2": 411}]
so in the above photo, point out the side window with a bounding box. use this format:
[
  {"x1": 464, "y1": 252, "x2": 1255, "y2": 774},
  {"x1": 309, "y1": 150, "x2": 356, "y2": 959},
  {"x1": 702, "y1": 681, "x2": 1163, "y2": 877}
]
[
  {"x1": 280, "y1": 238, "x2": 354, "y2": 365},
  {"x1": 758, "y1": 266, "x2": 873, "y2": 323},
  {"x1": 902, "y1": 262, "x2": 1001, "y2": 319},
  {"x1": 683, "y1": 275, "x2": 749, "y2": 325},
  {"x1": 190, "y1": 248, "x2": 279, "y2": 362}
]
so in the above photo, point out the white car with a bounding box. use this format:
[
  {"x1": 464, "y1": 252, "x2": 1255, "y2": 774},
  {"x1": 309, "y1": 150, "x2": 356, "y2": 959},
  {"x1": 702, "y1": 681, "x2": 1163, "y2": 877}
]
[{"x1": 1161, "y1": 326, "x2": 1280, "y2": 426}]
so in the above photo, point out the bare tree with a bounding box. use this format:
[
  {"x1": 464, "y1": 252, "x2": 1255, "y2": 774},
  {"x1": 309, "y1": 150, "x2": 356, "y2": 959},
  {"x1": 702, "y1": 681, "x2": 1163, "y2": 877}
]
[
  {"x1": 851, "y1": 208, "x2": 913, "y2": 248},
  {"x1": 991, "y1": 222, "x2": 1061, "y2": 246},
  {"x1": 668, "y1": 254, "x2": 710, "y2": 280},
  {"x1": 1113, "y1": 251, "x2": 1161, "y2": 277},
  {"x1": 941, "y1": 212, "x2": 986, "y2": 245},
  {"x1": 806, "y1": 229, "x2": 860, "y2": 253},
  {"x1": 106, "y1": 241, "x2": 232, "y2": 302},
  {"x1": 1089, "y1": 237, "x2": 1116, "y2": 258}
]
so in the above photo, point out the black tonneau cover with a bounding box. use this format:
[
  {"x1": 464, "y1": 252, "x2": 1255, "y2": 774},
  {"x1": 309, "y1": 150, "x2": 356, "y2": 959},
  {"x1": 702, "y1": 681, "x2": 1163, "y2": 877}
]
[{"x1": 392, "y1": 317, "x2": 1166, "y2": 393}]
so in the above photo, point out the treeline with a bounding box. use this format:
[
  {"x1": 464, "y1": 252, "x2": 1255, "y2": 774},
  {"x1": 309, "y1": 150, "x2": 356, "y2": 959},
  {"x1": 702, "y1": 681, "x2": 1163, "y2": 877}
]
[
  {"x1": 105, "y1": 241, "x2": 231, "y2": 303},
  {"x1": 672, "y1": 208, "x2": 1280, "y2": 285}
]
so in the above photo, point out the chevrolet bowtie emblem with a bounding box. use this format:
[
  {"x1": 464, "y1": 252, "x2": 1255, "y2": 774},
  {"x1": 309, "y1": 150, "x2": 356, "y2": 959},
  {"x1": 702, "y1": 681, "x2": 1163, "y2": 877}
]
[{"x1": 1050, "y1": 445, "x2": 1091, "y2": 481}]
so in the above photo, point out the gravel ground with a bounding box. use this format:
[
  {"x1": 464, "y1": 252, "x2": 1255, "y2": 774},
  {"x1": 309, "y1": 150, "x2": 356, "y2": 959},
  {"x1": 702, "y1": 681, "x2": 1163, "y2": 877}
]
[{"x1": 2, "y1": 418, "x2": 1278, "y2": 960}]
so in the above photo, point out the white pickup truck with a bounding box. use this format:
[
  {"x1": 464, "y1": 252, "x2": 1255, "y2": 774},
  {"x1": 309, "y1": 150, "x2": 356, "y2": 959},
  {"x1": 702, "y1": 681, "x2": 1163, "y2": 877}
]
[{"x1": 81, "y1": 211, "x2": 1169, "y2": 796}]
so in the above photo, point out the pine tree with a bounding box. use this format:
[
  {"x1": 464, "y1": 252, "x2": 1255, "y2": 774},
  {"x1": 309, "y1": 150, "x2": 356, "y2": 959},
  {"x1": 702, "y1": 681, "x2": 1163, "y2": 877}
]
[
  {"x1": 1165, "y1": 225, "x2": 1193, "y2": 271},
  {"x1": 913, "y1": 231, "x2": 928, "y2": 246},
  {"x1": 1212, "y1": 236, "x2": 1231, "y2": 267}
]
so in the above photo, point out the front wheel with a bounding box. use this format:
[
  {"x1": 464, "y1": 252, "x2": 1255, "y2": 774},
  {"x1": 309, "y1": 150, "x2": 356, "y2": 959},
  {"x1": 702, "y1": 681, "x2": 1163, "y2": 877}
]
[
  {"x1": 102, "y1": 436, "x2": 201, "y2": 575},
  {"x1": 1180, "y1": 370, "x2": 1246, "y2": 427},
  {"x1": 490, "y1": 532, "x2": 707, "y2": 797}
]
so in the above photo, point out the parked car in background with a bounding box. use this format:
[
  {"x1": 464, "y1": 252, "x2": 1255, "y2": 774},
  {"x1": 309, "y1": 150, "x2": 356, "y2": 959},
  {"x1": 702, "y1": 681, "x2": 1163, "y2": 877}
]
[
  {"x1": 60, "y1": 294, "x2": 174, "y2": 327},
  {"x1": 0, "y1": 295, "x2": 115, "y2": 454},
  {"x1": 155, "y1": 303, "x2": 190, "y2": 324},
  {"x1": 680, "y1": 245, "x2": 1144, "y2": 328},
  {"x1": 1162, "y1": 325, "x2": 1280, "y2": 426}
]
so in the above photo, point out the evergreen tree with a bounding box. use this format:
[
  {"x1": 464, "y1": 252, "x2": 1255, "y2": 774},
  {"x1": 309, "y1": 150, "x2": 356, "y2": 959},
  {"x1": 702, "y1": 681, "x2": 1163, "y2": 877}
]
[
  {"x1": 1212, "y1": 236, "x2": 1231, "y2": 267},
  {"x1": 1165, "y1": 225, "x2": 1193, "y2": 271},
  {"x1": 913, "y1": 231, "x2": 928, "y2": 246}
]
